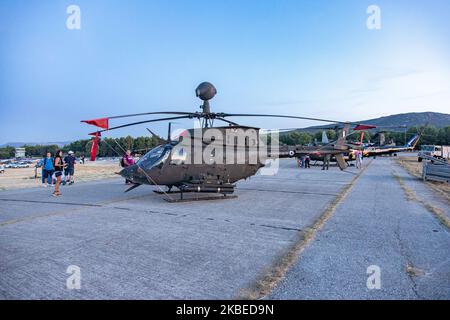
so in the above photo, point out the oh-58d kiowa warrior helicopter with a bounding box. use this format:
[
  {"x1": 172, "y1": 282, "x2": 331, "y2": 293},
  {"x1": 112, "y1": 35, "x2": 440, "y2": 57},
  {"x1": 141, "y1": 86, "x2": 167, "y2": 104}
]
[{"x1": 82, "y1": 82, "x2": 375, "y2": 202}]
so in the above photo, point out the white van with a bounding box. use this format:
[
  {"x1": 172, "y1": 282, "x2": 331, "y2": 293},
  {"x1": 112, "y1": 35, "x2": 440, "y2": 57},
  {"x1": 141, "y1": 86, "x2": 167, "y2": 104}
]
[{"x1": 418, "y1": 145, "x2": 450, "y2": 162}]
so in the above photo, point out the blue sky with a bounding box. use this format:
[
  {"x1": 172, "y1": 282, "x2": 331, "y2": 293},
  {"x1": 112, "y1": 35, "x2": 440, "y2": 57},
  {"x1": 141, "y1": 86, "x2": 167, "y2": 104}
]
[{"x1": 1, "y1": 0, "x2": 449, "y2": 143}]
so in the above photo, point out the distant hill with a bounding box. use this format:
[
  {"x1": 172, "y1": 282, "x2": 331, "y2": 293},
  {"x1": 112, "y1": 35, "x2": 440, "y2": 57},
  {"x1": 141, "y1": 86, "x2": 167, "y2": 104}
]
[
  {"x1": 0, "y1": 141, "x2": 72, "y2": 148},
  {"x1": 302, "y1": 112, "x2": 450, "y2": 132},
  {"x1": 356, "y1": 112, "x2": 450, "y2": 128}
]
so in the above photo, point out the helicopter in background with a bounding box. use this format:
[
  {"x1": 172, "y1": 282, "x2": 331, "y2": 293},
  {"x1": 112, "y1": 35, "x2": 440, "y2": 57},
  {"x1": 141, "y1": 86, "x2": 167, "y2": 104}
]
[
  {"x1": 270, "y1": 123, "x2": 377, "y2": 166},
  {"x1": 82, "y1": 82, "x2": 374, "y2": 202},
  {"x1": 362, "y1": 132, "x2": 423, "y2": 157}
]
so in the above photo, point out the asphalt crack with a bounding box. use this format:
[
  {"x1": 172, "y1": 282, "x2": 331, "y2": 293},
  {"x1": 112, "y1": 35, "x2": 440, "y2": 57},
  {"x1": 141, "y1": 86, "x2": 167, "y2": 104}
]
[
  {"x1": 0, "y1": 198, "x2": 101, "y2": 207},
  {"x1": 393, "y1": 224, "x2": 421, "y2": 299}
]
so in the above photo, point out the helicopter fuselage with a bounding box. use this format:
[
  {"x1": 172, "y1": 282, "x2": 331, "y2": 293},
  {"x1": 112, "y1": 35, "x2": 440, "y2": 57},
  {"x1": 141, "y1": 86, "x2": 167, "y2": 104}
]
[{"x1": 120, "y1": 126, "x2": 268, "y2": 189}]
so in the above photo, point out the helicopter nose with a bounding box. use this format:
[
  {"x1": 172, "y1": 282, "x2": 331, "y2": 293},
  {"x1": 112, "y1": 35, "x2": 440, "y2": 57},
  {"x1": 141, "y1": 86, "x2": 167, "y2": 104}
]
[{"x1": 119, "y1": 164, "x2": 139, "y2": 182}]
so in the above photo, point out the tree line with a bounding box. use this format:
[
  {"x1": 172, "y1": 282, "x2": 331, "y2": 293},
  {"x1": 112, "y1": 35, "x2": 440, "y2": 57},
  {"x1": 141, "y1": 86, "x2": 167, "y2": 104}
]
[
  {"x1": 0, "y1": 136, "x2": 161, "y2": 159},
  {"x1": 0, "y1": 126, "x2": 449, "y2": 159}
]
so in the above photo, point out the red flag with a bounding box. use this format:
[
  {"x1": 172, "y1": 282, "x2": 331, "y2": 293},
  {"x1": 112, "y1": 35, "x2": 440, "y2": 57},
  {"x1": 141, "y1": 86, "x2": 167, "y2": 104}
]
[
  {"x1": 90, "y1": 132, "x2": 101, "y2": 161},
  {"x1": 82, "y1": 117, "x2": 109, "y2": 130},
  {"x1": 354, "y1": 124, "x2": 376, "y2": 131}
]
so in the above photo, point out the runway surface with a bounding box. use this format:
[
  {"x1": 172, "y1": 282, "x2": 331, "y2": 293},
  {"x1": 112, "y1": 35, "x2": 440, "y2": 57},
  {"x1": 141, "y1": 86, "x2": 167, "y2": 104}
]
[
  {"x1": 0, "y1": 160, "x2": 355, "y2": 299},
  {"x1": 270, "y1": 158, "x2": 450, "y2": 299},
  {"x1": 1, "y1": 158, "x2": 448, "y2": 299}
]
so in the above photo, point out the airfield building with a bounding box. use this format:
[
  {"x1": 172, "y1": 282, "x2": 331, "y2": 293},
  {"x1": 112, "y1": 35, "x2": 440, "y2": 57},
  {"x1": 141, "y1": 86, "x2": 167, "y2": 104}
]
[{"x1": 15, "y1": 147, "x2": 26, "y2": 158}]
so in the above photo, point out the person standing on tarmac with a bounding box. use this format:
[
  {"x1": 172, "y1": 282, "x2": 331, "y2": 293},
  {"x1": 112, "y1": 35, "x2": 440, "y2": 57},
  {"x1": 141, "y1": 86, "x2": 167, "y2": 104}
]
[
  {"x1": 42, "y1": 152, "x2": 54, "y2": 187},
  {"x1": 121, "y1": 150, "x2": 135, "y2": 185},
  {"x1": 63, "y1": 151, "x2": 76, "y2": 185},
  {"x1": 322, "y1": 154, "x2": 330, "y2": 171},
  {"x1": 52, "y1": 150, "x2": 64, "y2": 197},
  {"x1": 305, "y1": 155, "x2": 311, "y2": 168}
]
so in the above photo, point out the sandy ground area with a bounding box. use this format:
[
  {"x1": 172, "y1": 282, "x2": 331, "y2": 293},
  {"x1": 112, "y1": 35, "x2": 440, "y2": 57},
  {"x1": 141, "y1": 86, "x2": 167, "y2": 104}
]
[
  {"x1": 0, "y1": 161, "x2": 121, "y2": 191},
  {"x1": 396, "y1": 155, "x2": 450, "y2": 204}
]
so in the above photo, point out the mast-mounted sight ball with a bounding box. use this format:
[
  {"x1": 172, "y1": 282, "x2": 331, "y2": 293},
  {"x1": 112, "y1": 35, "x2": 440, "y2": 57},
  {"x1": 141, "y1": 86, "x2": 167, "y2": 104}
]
[{"x1": 195, "y1": 82, "x2": 217, "y2": 101}]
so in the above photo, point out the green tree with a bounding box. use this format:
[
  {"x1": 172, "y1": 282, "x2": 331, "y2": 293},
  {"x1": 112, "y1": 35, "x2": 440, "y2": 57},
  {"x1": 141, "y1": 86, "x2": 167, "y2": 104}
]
[{"x1": 0, "y1": 146, "x2": 15, "y2": 159}]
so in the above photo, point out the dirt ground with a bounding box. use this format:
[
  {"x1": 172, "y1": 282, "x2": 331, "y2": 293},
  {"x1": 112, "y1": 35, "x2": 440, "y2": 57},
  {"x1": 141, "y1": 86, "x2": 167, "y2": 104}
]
[
  {"x1": 396, "y1": 155, "x2": 450, "y2": 204},
  {"x1": 0, "y1": 161, "x2": 121, "y2": 191}
]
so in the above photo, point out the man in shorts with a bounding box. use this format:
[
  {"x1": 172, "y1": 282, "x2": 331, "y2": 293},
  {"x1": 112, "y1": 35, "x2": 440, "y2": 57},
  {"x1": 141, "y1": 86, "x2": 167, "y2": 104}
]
[
  {"x1": 42, "y1": 152, "x2": 55, "y2": 187},
  {"x1": 64, "y1": 151, "x2": 76, "y2": 185}
]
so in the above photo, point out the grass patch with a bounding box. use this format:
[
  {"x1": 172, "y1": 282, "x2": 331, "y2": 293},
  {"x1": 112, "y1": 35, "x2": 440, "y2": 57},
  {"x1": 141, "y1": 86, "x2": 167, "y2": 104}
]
[
  {"x1": 393, "y1": 172, "x2": 450, "y2": 230},
  {"x1": 395, "y1": 157, "x2": 450, "y2": 204}
]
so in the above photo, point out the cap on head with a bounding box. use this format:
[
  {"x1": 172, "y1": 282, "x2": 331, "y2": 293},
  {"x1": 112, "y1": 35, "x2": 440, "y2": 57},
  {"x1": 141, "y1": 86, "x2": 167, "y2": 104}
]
[{"x1": 68, "y1": 151, "x2": 74, "y2": 155}]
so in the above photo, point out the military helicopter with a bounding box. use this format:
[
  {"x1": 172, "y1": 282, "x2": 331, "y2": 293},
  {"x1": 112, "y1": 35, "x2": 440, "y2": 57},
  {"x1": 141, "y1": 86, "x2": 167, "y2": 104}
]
[
  {"x1": 82, "y1": 82, "x2": 373, "y2": 201},
  {"x1": 363, "y1": 131, "x2": 423, "y2": 157},
  {"x1": 269, "y1": 124, "x2": 377, "y2": 166}
]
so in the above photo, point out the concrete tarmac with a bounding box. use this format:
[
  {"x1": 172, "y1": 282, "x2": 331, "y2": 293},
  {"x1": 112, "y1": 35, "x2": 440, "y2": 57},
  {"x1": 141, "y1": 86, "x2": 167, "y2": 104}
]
[
  {"x1": 1, "y1": 158, "x2": 448, "y2": 299},
  {"x1": 0, "y1": 160, "x2": 355, "y2": 299},
  {"x1": 270, "y1": 158, "x2": 450, "y2": 300}
]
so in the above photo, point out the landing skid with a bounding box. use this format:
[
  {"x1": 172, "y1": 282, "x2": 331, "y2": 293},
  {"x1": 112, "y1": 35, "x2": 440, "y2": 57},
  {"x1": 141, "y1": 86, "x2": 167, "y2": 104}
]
[
  {"x1": 161, "y1": 194, "x2": 238, "y2": 203},
  {"x1": 153, "y1": 190, "x2": 183, "y2": 194},
  {"x1": 153, "y1": 188, "x2": 237, "y2": 203}
]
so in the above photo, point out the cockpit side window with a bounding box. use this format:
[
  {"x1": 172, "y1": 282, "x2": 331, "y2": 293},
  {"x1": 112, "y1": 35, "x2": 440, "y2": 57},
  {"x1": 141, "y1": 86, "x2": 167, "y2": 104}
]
[{"x1": 170, "y1": 147, "x2": 188, "y2": 165}]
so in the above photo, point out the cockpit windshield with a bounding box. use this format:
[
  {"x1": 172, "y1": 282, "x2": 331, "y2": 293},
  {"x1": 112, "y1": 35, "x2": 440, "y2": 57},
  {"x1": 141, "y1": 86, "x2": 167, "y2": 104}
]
[{"x1": 137, "y1": 145, "x2": 171, "y2": 168}]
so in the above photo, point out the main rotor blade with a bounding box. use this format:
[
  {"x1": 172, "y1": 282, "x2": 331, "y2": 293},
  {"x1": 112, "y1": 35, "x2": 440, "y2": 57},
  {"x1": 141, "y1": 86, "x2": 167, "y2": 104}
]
[
  {"x1": 220, "y1": 113, "x2": 378, "y2": 128},
  {"x1": 220, "y1": 113, "x2": 342, "y2": 124},
  {"x1": 260, "y1": 128, "x2": 301, "y2": 133},
  {"x1": 316, "y1": 124, "x2": 400, "y2": 131},
  {"x1": 109, "y1": 111, "x2": 194, "y2": 120},
  {"x1": 97, "y1": 115, "x2": 193, "y2": 133},
  {"x1": 216, "y1": 117, "x2": 240, "y2": 126}
]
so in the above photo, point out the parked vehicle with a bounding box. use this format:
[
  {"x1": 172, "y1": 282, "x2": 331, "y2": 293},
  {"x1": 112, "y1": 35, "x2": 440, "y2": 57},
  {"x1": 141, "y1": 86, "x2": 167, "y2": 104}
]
[
  {"x1": 418, "y1": 145, "x2": 450, "y2": 162},
  {"x1": 4, "y1": 161, "x2": 30, "y2": 168}
]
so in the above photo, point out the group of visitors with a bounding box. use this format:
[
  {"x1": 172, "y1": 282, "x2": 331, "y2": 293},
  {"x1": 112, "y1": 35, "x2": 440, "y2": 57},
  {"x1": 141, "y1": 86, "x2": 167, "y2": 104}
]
[
  {"x1": 295, "y1": 151, "x2": 364, "y2": 171},
  {"x1": 297, "y1": 155, "x2": 311, "y2": 169},
  {"x1": 39, "y1": 148, "x2": 136, "y2": 197},
  {"x1": 40, "y1": 150, "x2": 77, "y2": 196}
]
